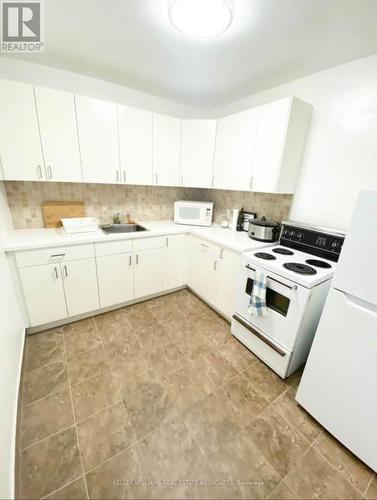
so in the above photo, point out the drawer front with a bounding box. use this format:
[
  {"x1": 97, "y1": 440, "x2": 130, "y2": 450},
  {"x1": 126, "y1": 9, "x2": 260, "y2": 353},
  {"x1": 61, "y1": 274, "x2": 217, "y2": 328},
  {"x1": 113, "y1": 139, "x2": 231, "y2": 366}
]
[
  {"x1": 95, "y1": 240, "x2": 133, "y2": 257},
  {"x1": 191, "y1": 235, "x2": 222, "y2": 259},
  {"x1": 133, "y1": 236, "x2": 164, "y2": 251},
  {"x1": 16, "y1": 244, "x2": 95, "y2": 267}
]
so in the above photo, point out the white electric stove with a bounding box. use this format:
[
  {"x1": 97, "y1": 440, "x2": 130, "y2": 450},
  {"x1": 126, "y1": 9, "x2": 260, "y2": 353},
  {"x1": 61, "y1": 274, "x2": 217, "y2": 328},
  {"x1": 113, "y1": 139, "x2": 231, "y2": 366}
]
[{"x1": 231, "y1": 221, "x2": 345, "y2": 378}]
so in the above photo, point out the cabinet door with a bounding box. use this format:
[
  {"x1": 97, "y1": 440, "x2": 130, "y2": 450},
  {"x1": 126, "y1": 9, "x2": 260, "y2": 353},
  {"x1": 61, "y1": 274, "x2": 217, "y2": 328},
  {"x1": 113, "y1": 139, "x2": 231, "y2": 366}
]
[
  {"x1": 97, "y1": 253, "x2": 134, "y2": 308},
  {"x1": 134, "y1": 248, "x2": 164, "y2": 298},
  {"x1": 118, "y1": 105, "x2": 153, "y2": 185},
  {"x1": 76, "y1": 95, "x2": 119, "y2": 184},
  {"x1": 213, "y1": 108, "x2": 259, "y2": 191},
  {"x1": 163, "y1": 234, "x2": 187, "y2": 290},
  {"x1": 180, "y1": 120, "x2": 216, "y2": 188},
  {"x1": 188, "y1": 237, "x2": 217, "y2": 304},
  {"x1": 35, "y1": 86, "x2": 82, "y2": 183},
  {"x1": 152, "y1": 113, "x2": 181, "y2": 186},
  {"x1": 215, "y1": 248, "x2": 240, "y2": 319},
  {"x1": 19, "y1": 264, "x2": 67, "y2": 326},
  {"x1": 62, "y1": 259, "x2": 99, "y2": 317},
  {"x1": 0, "y1": 79, "x2": 45, "y2": 181},
  {"x1": 252, "y1": 98, "x2": 291, "y2": 193}
]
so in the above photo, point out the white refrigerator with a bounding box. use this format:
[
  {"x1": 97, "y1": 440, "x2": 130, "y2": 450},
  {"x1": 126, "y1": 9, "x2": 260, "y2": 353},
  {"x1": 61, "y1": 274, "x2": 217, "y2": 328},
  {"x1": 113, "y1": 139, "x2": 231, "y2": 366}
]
[{"x1": 296, "y1": 190, "x2": 377, "y2": 472}]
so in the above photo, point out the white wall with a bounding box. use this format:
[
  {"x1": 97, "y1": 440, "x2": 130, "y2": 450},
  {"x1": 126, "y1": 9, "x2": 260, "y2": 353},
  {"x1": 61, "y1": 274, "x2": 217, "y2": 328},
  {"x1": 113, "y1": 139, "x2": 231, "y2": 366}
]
[
  {"x1": 0, "y1": 182, "x2": 25, "y2": 499},
  {"x1": 0, "y1": 56, "x2": 203, "y2": 118},
  {"x1": 211, "y1": 54, "x2": 377, "y2": 231}
]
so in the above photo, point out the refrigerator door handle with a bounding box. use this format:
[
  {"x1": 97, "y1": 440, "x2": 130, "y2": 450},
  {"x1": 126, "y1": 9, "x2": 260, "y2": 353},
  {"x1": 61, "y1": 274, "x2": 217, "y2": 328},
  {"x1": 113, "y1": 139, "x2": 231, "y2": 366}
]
[{"x1": 336, "y1": 288, "x2": 377, "y2": 315}]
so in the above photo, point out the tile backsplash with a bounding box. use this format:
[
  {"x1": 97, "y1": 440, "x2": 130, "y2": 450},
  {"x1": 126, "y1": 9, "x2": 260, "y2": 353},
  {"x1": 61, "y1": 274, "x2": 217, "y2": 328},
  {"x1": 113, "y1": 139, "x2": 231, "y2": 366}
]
[
  {"x1": 4, "y1": 181, "x2": 293, "y2": 229},
  {"x1": 184, "y1": 188, "x2": 293, "y2": 225}
]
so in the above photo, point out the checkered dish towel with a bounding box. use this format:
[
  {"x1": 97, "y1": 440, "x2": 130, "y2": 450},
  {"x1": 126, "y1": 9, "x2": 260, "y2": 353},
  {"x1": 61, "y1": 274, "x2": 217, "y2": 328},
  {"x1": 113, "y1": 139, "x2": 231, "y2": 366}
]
[{"x1": 248, "y1": 270, "x2": 268, "y2": 317}]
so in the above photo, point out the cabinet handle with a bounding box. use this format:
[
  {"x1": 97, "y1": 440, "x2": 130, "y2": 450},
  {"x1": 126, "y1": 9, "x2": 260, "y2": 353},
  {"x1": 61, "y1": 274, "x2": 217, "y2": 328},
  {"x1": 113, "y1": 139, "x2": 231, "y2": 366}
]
[
  {"x1": 48, "y1": 165, "x2": 52, "y2": 179},
  {"x1": 63, "y1": 265, "x2": 68, "y2": 277},
  {"x1": 249, "y1": 176, "x2": 254, "y2": 189},
  {"x1": 200, "y1": 243, "x2": 208, "y2": 249},
  {"x1": 54, "y1": 266, "x2": 58, "y2": 279},
  {"x1": 129, "y1": 255, "x2": 132, "y2": 266},
  {"x1": 136, "y1": 254, "x2": 139, "y2": 265},
  {"x1": 155, "y1": 173, "x2": 158, "y2": 184},
  {"x1": 211, "y1": 175, "x2": 215, "y2": 187},
  {"x1": 51, "y1": 253, "x2": 65, "y2": 258},
  {"x1": 123, "y1": 170, "x2": 126, "y2": 183},
  {"x1": 213, "y1": 260, "x2": 218, "y2": 271},
  {"x1": 36, "y1": 165, "x2": 43, "y2": 179},
  {"x1": 166, "y1": 237, "x2": 169, "y2": 247},
  {"x1": 181, "y1": 174, "x2": 183, "y2": 185},
  {"x1": 220, "y1": 248, "x2": 224, "y2": 259},
  {"x1": 116, "y1": 170, "x2": 119, "y2": 183}
]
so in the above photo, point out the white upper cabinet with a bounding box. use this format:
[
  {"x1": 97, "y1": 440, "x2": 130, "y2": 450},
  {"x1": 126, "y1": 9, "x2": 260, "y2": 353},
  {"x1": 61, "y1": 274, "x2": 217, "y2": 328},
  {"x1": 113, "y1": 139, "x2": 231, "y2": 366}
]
[
  {"x1": 152, "y1": 113, "x2": 181, "y2": 187},
  {"x1": 118, "y1": 105, "x2": 153, "y2": 185},
  {"x1": 35, "y1": 86, "x2": 82, "y2": 183},
  {"x1": 213, "y1": 108, "x2": 259, "y2": 191},
  {"x1": 0, "y1": 79, "x2": 44, "y2": 181},
  {"x1": 0, "y1": 76, "x2": 311, "y2": 193},
  {"x1": 180, "y1": 120, "x2": 216, "y2": 188},
  {"x1": 252, "y1": 97, "x2": 312, "y2": 193},
  {"x1": 75, "y1": 95, "x2": 120, "y2": 184}
]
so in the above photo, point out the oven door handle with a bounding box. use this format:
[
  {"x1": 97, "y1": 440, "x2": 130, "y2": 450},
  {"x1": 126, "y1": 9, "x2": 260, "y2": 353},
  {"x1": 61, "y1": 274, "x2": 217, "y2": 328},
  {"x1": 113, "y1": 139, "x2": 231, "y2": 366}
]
[{"x1": 245, "y1": 264, "x2": 298, "y2": 291}]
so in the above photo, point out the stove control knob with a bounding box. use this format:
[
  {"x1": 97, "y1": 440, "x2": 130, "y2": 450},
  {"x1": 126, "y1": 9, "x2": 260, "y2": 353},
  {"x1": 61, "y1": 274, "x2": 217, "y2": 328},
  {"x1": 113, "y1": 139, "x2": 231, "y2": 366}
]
[
  {"x1": 297, "y1": 232, "x2": 304, "y2": 240},
  {"x1": 289, "y1": 230, "x2": 295, "y2": 237},
  {"x1": 331, "y1": 241, "x2": 340, "y2": 249}
]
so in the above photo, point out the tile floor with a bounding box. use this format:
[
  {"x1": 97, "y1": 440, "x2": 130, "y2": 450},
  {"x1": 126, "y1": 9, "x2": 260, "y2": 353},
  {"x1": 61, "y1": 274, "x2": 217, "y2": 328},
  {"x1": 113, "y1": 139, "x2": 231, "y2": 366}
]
[{"x1": 17, "y1": 289, "x2": 376, "y2": 499}]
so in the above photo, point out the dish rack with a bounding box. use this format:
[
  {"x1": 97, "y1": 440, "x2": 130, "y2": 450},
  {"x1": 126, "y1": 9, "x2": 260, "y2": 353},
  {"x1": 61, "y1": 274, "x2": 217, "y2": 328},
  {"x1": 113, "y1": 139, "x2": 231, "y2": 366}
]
[{"x1": 61, "y1": 217, "x2": 101, "y2": 234}]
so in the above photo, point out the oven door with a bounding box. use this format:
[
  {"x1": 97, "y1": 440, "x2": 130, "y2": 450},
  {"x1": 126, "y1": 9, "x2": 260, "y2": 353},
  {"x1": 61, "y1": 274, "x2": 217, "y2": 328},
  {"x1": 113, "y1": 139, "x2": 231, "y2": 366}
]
[{"x1": 236, "y1": 263, "x2": 311, "y2": 351}]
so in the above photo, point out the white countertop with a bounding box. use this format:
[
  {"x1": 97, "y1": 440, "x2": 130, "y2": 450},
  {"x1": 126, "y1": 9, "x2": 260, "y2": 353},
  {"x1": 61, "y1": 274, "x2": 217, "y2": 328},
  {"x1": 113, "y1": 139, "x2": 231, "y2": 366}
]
[{"x1": 0, "y1": 221, "x2": 273, "y2": 253}]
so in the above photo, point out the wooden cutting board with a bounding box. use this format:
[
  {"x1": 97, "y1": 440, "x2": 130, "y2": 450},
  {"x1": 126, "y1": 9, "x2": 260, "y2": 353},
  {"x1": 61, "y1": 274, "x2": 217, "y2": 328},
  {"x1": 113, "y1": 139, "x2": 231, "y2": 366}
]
[{"x1": 42, "y1": 201, "x2": 86, "y2": 228}]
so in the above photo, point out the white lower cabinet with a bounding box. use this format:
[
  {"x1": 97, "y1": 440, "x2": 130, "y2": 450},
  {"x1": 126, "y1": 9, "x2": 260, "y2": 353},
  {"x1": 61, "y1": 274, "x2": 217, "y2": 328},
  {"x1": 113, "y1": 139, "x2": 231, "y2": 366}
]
[
  {"x1": 19, "y1": 264, "x2": 68, "y2": 326},
  {"x1": 134, "y1": 247, "x2": 164, "y2": 298},
  {"x1": 95, "y1": 235, "x2": 186, "y2": 308},
  {"x1": 215, "y1": 248, "x2": 240, "y2": 319},
  {"x1": 188, "y1": 236, "x2": 217, "y2": 304},
  {"x1": 188, "y1": 236, "x2": 240, "y2": 319},
  {"x1": 61, "y1": 259, "x2": 99, "y2": 317},
  {"x1": 96, "y1": 252, "x2": 134, "y2": 308},
  {"x1": 18, "y1": 244, "x2": 99, "y2": 327},
  {"x1": 163, "y1": 234, "x2": 187, "y2": 290},
  {"x1": 17, "y1": 232, "x2": 238, "y2": 328}
]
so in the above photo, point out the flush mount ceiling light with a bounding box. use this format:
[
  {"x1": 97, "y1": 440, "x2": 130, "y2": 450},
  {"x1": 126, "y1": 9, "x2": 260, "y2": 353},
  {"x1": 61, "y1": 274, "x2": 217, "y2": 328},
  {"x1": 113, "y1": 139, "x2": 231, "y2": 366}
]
[{"x1": 168, "y1": 0, "x2": 234, "y2": 38}]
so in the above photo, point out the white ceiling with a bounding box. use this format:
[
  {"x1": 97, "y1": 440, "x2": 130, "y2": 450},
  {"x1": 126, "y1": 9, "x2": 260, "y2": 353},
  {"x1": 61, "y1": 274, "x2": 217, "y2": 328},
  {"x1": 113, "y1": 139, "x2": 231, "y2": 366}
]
[{"x1": 6, "y1": 0, "x2": 377, "y2": 109}]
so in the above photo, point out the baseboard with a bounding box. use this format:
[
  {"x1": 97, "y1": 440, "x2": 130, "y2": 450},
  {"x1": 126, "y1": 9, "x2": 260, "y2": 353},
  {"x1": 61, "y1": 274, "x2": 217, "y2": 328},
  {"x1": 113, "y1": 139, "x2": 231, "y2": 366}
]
[{"x1": 26, "y1": 286, "x2": 187, "y2": 334}]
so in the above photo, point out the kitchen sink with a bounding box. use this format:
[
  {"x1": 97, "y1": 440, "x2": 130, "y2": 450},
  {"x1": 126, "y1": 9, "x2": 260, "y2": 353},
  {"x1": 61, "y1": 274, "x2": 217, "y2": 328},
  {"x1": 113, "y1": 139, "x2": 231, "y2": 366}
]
[{"x1": 100, "y1": 223, "x2": 148, "y2": 234}]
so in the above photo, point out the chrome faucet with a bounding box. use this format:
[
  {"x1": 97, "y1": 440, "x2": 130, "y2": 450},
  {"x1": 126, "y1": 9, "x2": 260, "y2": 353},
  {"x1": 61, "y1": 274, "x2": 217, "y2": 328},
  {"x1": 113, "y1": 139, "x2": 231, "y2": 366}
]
[{"x1": 113, "y1": 212, "x2": 122, "y2": 224}]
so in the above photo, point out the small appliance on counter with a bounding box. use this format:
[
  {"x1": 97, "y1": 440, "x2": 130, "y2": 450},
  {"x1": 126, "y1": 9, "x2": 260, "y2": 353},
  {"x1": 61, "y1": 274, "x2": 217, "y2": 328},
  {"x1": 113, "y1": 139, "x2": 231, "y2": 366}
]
[
  {"x1": 241, "y1": 211, "x2": 257, "y2": 232},
  {"x1": 234, "y1": 208, "x2": 257, "y2": 231},
  {"x1": 248, "y1": 216, "x2": 280, "y2": 242},
  {"x1": 232, "y1": 220, "x2": 345, "y2": 378},
  {"x1": 174, "y1": 200, "x2": 214, "y2": 227}
]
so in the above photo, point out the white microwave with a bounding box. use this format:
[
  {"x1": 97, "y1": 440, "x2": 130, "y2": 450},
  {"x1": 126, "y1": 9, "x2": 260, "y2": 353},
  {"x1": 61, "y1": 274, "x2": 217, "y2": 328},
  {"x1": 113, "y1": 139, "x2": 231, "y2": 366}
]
[{"x1": 174, "y1": 201, "x2": 214, "y2": 227}]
